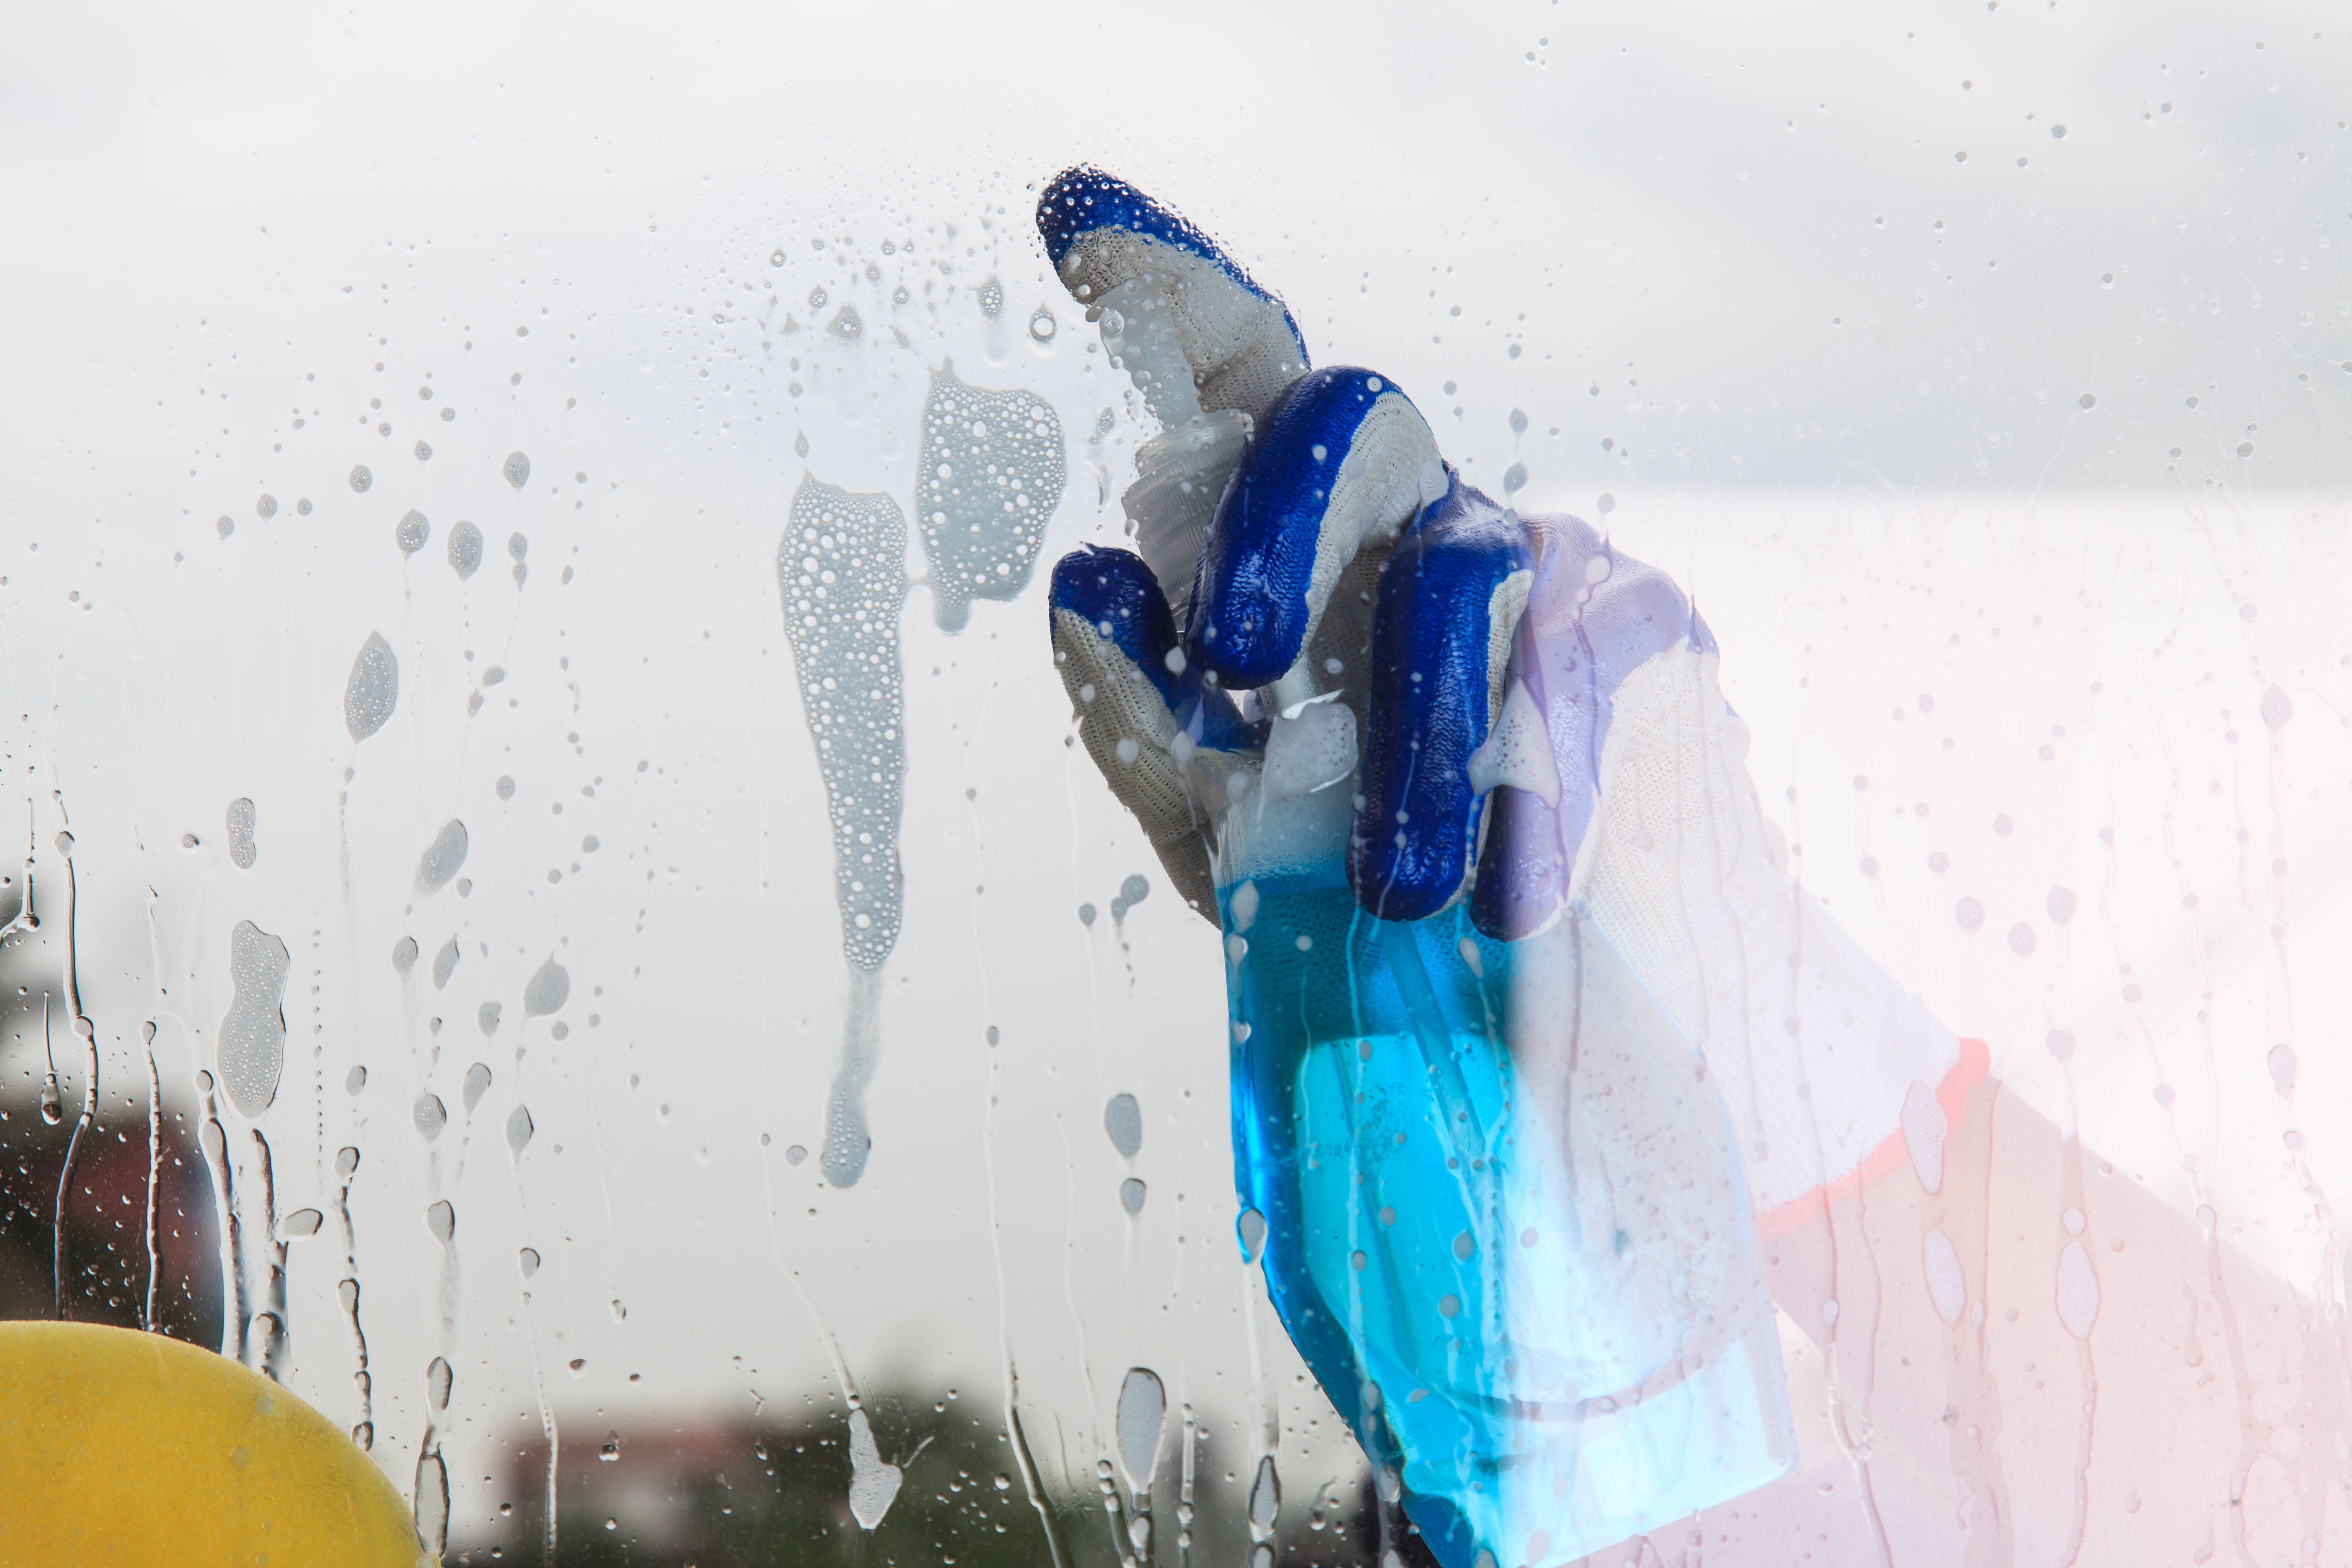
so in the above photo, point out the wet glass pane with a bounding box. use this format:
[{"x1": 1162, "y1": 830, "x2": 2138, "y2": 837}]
[{"x1": 3, "y1": 4, "x2": 2347, "y2": 1565}]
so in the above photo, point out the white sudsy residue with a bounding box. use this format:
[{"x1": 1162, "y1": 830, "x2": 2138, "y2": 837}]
[
  {"x1": 1464, "y1": 680, "x2": 1559, "y2": 807},
  {"x1": 914, "y1": 361, "x2": 1066, "y2": 632},
  {"x1": 1261, "y1": 700, "x2": 1358, "y2": 801},
  {"x1": 779, "y1": 476, "x2": 908, "y2": 971}
]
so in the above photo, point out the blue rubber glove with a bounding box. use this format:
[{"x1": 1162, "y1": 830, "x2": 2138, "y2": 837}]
[{"x1": 1039, "y1": 168, "x2": 1804, "y2": 1568}]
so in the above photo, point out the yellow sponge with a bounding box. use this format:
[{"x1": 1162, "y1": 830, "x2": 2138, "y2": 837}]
[{"x1": 0, "y1": 1321, "x2": 426, "y2": 1566}]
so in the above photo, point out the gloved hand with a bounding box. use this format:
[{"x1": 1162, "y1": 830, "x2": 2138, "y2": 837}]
[{"x1": 1038, "y1": 168, "x2": 1962, "y2": 1568}]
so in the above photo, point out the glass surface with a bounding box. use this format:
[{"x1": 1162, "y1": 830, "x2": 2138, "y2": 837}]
[{"x1": 2, "y1": 3, "x2": 2347, "y2": 1565}]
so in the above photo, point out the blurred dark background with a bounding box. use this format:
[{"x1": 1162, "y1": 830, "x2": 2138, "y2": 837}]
[
  {"x1": 3, "y1": 880, "x2": 1431, "y2": 1567},
  {"x1": 0, "y1": 906, "x2": 222, "y2": 1344}
]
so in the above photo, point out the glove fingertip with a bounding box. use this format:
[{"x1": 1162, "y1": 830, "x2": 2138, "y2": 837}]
[
  {"x1": 1350, "y1": 478, "x2": 1532, "y2": 923},
  {"x1": 1189, "y1": 367, "x2": 1438, "y2": 691}
]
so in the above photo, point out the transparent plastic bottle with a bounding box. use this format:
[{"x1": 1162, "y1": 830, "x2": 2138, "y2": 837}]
[{"x1": 1219, "y1": 840, "x2": 1792, "y2": 1568}]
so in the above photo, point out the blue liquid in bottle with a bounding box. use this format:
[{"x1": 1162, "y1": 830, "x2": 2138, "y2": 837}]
[{"x1": 1221, "y1": 866, "x2": 1792, "y2": 1568}]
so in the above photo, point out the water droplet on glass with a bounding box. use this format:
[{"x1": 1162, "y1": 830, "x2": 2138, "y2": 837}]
[
  {"x1": 1110, "y1": 874, "x2": 1150, "y2": 929},
  {"x1": 343, "y1": 632, "x2": 400, "y2": 742},
  {"x1": 1115, "y1": 1367, "x2": 1166, "y2": 1492},
  {"x1": 1502, "y1": 462, "x2": 1528, "y2": 494},
  {"x1": 1249, "y1": 1455, "x2": 1281, "y2": 1532},
  {"x1": 432, "y1": 937, "x2": 460, "y2": 990},
  {"x1": 256, "y1": 494, "x2": 277, "y2": 519},
  {"x1": 427, "y1": 1356, "x2": 453, "y2": 1414},
  {"x1": 2269, "y1": 1043, "x2": 2298, "y2": 1097},
  {"x1": 218, "y1": 919, "x2": 292, "y2": 1116},
  {"x1": 503, "y1": 451, "x2": 531, "y2": 489},
  {"x1": 1955, "y1": 896, "x2": 1985, "y2": 931},
  {"x1": 518, "y1": 1246, "x2": 541, "y2": 1277},
  {"x1": 392, "y1": 935, "x2": 419, "y2": 975},
  {"x1": 415, "y1": 819, "x2": 469, "y2": 895},
  {"x1": 1120, "y1": 1177, "x2": 1147, "y2": 1214},
  {"x1": 462, "y1": 1062, "x2": 492, "y2": 1112},
  {"x1": 350, "y1": 465, "x2": 374, "y2": 493},
  {"x1": 414, "y1": 1091, "x2": 448, "y2": 1141},
  {"x1": 846, "y1": 1408, "x2": 905, "y2": 1529},
  {"x1": 828, "y1": 305, "x2": 864, "y2": 340},
  {"x1": 424, "y1": 1199, "x2": 455, "y2": 1245},
  {"x1": 345, "y1": 1065, "x2": 368, "y2": 1094},
  {"x1": 447, "y1": 520, "x2": 483, "y2": 580},
  {"x1": 524, "y1": 955, "x2": 570, "y2": 1017},
  {"x1": 977, "y1": 277, "x2": 1004, "y2": 317},
  {"x1": 477, "y1": 1001, "x2": 502, "y2": 1036},
  {"x1": 415, "y1": 1448, "x2": 451, "y2": 1557},
  {"x1": 1104, "y1": 1093, "x2": 1143, "y2": 1158},
  {"x1": 1029, "y1": 308, "x2": 1057, "y2": 341},
  {"x1": 2262, "y1": 683, "x2": 2293, "y2": 730},
  {"x1": 281, "y1": 1207, "x2": 323, "y2": 1239},
  {"x1": 2056, "y1": 1240, "x2": 2099, "y2": 1337},
  {"x1": 2008, "y1": 922, "x2": 2036, "y2": 956},
  {"x1": 225, "y1": 797, "x2": 258, "y2": 870},
  {"x1": 506, "y1": 1104, "x2": 535, "y2": 1156},
  {"x1": 2047, "y1": 886, "x2": 2077, "y2": 923}
]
